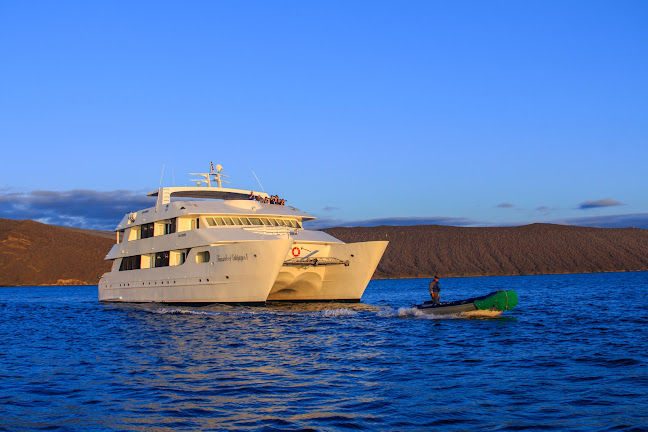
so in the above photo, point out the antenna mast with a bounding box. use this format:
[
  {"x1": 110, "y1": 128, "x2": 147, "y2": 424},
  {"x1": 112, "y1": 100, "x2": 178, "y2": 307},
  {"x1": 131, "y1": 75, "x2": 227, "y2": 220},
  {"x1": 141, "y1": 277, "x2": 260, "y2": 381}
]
[
  {"x1": 251, "y1": 169, "x2": 265, "y2": 192},
  {"x1": 159, "y1": 164, "x2": 165, "y2": 188}
]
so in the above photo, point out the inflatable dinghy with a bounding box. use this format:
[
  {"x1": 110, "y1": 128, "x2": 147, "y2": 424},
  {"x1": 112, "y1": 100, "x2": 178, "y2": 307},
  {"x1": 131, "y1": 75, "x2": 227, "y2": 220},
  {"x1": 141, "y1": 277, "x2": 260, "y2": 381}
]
[{"x1": 415, "y1": 290, "x2": 518, "y2": 317}]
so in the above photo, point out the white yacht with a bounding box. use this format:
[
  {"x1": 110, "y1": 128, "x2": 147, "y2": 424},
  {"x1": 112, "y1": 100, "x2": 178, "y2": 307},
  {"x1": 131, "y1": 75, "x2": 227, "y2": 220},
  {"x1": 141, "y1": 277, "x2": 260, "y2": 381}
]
[{"x1": 98, "y1": 164, "x2": 388, "y2": 304}]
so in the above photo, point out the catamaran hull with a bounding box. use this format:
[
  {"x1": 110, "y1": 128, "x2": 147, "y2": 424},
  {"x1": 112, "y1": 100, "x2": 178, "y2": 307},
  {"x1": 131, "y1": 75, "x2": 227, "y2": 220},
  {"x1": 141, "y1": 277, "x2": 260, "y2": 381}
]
[
  {"x1": 98, "y1": 239, "x2": 293, "y2": 303},
  {"x1": 267, "y1": 241, "x2": 388, "y2": 301}
]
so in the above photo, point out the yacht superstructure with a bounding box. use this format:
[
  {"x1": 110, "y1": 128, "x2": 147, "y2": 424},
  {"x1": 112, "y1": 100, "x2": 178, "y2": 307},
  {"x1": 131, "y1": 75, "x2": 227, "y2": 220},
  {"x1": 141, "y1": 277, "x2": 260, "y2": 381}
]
[{"x1": 98, "y1": 164, "x2": 388, "y2": 304}]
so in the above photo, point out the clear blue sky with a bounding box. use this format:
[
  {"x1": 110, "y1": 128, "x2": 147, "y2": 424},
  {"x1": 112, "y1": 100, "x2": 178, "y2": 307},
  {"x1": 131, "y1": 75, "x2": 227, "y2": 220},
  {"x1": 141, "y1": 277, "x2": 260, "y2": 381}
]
[{"x1": 1, "y1": 1, "x2": 647, "y2": 230}]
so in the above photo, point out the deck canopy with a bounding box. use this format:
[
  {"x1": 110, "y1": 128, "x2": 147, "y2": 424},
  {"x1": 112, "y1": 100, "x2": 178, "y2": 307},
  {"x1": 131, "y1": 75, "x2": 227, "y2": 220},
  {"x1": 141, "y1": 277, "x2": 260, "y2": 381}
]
[{"x1": 148, "y1": 187, "x2": 269, "y2": 204}]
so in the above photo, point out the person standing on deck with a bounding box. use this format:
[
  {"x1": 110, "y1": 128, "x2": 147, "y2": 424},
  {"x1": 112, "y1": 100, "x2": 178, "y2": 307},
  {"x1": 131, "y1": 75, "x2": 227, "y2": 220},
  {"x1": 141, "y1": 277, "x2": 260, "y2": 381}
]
[{"x1": 429, "y1": 275, "x2": 441, "y2": 303}]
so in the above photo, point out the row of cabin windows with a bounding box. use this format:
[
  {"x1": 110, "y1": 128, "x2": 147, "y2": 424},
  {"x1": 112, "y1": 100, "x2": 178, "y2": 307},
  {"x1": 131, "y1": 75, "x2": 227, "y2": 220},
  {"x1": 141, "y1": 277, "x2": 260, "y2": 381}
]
[
  {"x1": 126, "y1": 216, "x2": 300, "y2": 243},
  {"x1": 135, "y1": 219, "x2": 176, "y2": 240},
  {"x1": 205, "y1": 216, "x2": 301, "y2": 228},
  {"x1": 118, "y1": 249, "x2": 191, "y2": 271}
]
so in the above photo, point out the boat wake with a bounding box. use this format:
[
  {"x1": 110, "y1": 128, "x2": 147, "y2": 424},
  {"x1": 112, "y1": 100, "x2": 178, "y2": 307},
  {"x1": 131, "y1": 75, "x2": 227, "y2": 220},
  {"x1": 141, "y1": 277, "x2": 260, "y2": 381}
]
[
  {"x1": 138, "y1": 305, "x2": 363, "y2": 318},
  {"x1": 378, "y1": 306, "x2": 467, "y2": 320},
  {"x1": 320, "y1": 308, "x2": 359, "y2": 317},
  {"x1": 126, "y1": 303, "x2": 490, "y2": 320},
  {"x1": 149, "y1": 307, "x2": 223, "y2": 316}
]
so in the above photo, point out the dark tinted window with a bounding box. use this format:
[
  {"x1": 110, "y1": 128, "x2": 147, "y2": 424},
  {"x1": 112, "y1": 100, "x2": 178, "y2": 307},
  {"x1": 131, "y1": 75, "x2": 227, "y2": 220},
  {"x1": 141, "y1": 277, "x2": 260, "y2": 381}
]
[
  {"x1": 119, "y1": 255, "x2": 141, "y2": 271},
  {"x1": 141, "y1": 222, "x2": 155, "y2": 239}
]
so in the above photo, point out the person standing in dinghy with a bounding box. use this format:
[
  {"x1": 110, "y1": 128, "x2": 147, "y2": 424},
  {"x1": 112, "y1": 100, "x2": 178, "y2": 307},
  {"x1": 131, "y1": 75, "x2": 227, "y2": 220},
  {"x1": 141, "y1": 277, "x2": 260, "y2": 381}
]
[{"x1": 429, "y1": 275, "x2": 441, "y2": 304}]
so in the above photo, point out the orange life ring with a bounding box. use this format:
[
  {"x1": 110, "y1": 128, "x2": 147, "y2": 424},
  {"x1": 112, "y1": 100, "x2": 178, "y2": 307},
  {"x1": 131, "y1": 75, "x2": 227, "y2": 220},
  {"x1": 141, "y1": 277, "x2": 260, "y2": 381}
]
[{"x1": 291, "y1": 247, "x2": 300, "y2": 257}]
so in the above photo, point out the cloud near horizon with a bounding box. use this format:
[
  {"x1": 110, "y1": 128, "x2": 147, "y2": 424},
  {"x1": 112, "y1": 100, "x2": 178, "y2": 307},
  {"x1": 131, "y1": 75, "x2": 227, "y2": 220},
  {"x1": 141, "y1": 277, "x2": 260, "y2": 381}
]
[
  {"x1": 2, "y1": 190, "x2": 647, "y2": 231},
  {"x1": 322, "y1": 205, "x2": 340, "y2": 212},
  {"x1": 578, "y1": 198, "x2": 623, "y2": 210},
  {"x1": 551, "y1": 213, "x2": 648, "y2": 229},
  {"x1": 306, "y1": 212, "x2": 648, "y2": 230},
  {"x1": 304, "y1": 216, "x2": 478, "y2": 230},
  {"x1": 0, "y1": 189, "x2": 156, "y2": 230},
  {"x1": 497, "y1": 203, "x2": 514, "y2": 208}
]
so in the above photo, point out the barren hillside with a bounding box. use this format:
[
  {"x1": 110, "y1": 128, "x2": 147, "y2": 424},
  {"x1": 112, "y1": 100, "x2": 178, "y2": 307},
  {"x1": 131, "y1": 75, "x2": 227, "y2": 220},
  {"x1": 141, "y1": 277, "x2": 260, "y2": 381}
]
[
  {"x1": 1, "y1": 219, "x2": 647, "y2": 286},
  {"x1": 0, "y1": 219, "x2": 114, "y2": 286},
  {"x1": 324, "y1": 224, "x2": 648, "y2": 278}
]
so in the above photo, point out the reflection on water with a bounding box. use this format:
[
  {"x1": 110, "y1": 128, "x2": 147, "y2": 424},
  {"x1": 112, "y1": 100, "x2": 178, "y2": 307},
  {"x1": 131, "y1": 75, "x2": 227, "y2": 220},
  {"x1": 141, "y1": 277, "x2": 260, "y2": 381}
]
[
  {"x1": 91, "y1": 300, "x2": 396, "y2": 431},
  {"x1": 1, "y1": 272, "x2": 648, "y2": 431}
]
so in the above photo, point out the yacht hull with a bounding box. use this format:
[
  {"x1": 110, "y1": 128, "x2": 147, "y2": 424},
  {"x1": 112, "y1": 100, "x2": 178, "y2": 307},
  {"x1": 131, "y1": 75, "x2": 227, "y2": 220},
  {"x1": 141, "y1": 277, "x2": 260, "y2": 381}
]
[
  {"x1": 98, "y1": 239, "x2": 293, "y2": 303},
  {"x1": 267, "y1": 241, "x2": 388, "y2": 301}
]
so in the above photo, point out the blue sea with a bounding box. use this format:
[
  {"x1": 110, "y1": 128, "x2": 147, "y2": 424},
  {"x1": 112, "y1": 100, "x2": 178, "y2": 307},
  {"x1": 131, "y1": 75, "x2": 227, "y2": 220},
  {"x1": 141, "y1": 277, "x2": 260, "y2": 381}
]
[{"x1": 1, "y1": 272, "x2": 647, "y2": 431}]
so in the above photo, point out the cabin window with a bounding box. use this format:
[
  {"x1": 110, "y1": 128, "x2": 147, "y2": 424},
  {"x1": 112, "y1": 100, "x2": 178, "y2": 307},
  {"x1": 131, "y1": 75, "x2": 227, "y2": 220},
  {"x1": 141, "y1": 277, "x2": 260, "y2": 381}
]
[
  {"x1": 206, "y1": 217, "x2": 216, "y2": 226},
  {"x1": 164, "y1": 218, "x2": 176, "y2": 234},
  {"x1": 276, "y1": 219, "x2": 286, "y2": 226},
  {"x1": 231, "y1": 217, "x2": 242, "y2": 225},
  {"x1": 170, "y1": 249, "x2": 188, "y2": 266},
  {"x1": 141, "y1": 222, "x2": 154, "y2": 239},
  {"x1": 191, "y1": 218, "x2": 201, "y2": 230},
  {"x1": 222, "y1": 217, "x2": 233, "y2": 226},
  {"x1": 196, "y1": 251, "x2": 210, "y2": 263},
  {"x1": 129, "y1": 226, "x2": 141, "y2": 240},
  {"x1": 261, "y1": 218, "x2": 270, "y2": 225},
  {"x1": 119, "y1": 255, "x2": 141, "y2": 271},
  {"x1": 140, "y1": 254, "x2": 153, "y2": 269},
  {"x1": 249, "y1": 217, "x2": 262, "y2": 225},
  {"x1": 241, "y1": 217, "x2": 251, "y2": 225},
  {"x1": 155, "y1": 251, "x2": 170, "y2": 267}
]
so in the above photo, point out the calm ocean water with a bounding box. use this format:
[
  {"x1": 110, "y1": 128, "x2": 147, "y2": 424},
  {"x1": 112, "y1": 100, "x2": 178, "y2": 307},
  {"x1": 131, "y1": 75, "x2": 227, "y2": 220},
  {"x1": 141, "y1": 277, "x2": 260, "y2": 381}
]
[{"x1": 1, "y1": 272, "x2": 647, "y2": 431}]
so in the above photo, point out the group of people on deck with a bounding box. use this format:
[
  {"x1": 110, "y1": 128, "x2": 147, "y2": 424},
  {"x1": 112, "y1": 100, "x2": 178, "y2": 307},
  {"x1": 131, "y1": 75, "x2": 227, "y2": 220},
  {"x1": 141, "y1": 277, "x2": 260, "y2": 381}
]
[{"x1": 248, "y1": 191, "x2": 286, "y2": 205}]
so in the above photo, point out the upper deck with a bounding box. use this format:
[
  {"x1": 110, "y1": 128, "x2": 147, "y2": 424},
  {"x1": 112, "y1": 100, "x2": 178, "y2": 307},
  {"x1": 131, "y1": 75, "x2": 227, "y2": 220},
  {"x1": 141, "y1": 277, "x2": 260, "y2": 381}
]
[{"x1": 114, "y1": 163, "x2": 316, "y2": 231}]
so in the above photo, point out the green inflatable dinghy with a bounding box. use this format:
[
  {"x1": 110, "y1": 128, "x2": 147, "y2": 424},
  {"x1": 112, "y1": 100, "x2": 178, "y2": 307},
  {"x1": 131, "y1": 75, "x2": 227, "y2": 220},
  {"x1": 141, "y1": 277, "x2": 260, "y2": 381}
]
[{"x1": 416, "y1": 290, "x2": 518, "y2": 317}]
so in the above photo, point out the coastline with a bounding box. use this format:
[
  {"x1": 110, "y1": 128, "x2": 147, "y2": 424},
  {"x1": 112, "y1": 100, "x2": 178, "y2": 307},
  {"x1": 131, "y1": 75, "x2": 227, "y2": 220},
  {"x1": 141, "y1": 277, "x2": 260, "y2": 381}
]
[
  {"x1": 1, "y1": 269, "x2": 647, "y2": 288},
  {"x1": 2, "y1": 219, "x2": 647, "y2": 286}
]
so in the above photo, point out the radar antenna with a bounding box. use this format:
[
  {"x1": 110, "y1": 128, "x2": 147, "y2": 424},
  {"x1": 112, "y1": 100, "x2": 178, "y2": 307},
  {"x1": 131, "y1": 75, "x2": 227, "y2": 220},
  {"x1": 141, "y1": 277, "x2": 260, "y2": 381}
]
[{"x1": 190, "y1": 162, "x2": 230, "y2": 188}]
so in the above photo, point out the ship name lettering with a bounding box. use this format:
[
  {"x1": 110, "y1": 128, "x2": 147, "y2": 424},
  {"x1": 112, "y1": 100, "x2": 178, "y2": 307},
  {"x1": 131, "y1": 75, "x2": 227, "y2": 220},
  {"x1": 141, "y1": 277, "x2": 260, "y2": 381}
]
[{"x1": 216, "y1": 253, "x2": 248, "y2": 263}]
